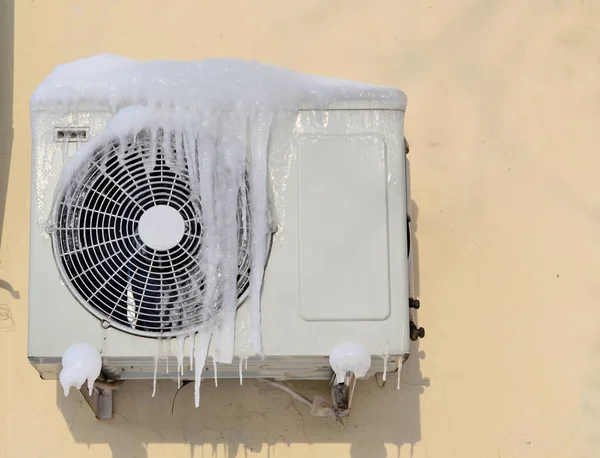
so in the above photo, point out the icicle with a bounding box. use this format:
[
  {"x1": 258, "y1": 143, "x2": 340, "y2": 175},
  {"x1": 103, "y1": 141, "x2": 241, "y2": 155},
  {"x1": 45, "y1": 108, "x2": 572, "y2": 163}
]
[
  {"x1": 212, "y1": 110, "x2": 244, "y2": 363},
  {"x1": 176, "y1": 336, "x2": 184, "y2": 388},
  {"x1": 177, "y1": 336, "x2": 185, "y2": 375},
  {"x1": 215, "y1": 320, "x2": 235, "y2": 365},
  {"x1": 239, "y1": 356, "x2": 248, "y2": 385},
  {"x1": 121, "y1": 132, "x2": 130, "y2": 159},
  {"x1": 174, "y1": 126, "x2": 184, "y2": 168},
  {"x1": 197, "y1": 115, "x2": 222, "y2": 360},
  {"x1": 163, "y1": 336, "x2": 170, "y2": 374},
  {"x1": 382, "y1": 354, "x2": 389, "y2": 382},
  {"x1": 212, "y1": 357, "x2": 218, "y2": 387},
  {"x1": 189, "y1": 332, "x2": 196, "y2": 371},
  {"x1": 194, "y1": 333, "x2": 211, "y2": 408},
  {"x1": 397, "y1": 361, "x2": 402, "y2": 390},
  {"x1": 115, "y1": 134, "x2": 125, "y2": 165},
  {"x1": 183, "y1": 120, "x2": 199, "y2": 193},
  {"x1": 240, "y1": 178, "x2": 248, "y2": 241},
  {"x1": 152, "y1": 355, "x2": 158, "y2": 397},
  {"x1": 163, "y1": 126, "x2": 173, "y2": 166},
  {"x1": 176, "y1": 123, "x2": 186, "y2": 169},
  {"x1": 149, "y1": 125, "x2": 158, "y2": 169},
  {"x1": 60, "y1": 135, "x2": 69, "y2": 163},
  {"x1": 248, "y1": 109, "x2": 273, "y2": 355}
]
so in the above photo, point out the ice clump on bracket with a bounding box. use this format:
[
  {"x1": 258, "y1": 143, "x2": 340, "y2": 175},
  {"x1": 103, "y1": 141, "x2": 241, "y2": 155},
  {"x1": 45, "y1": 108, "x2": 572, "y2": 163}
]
[
  {"x1": 33, "y1": 55, "x2": 403, "y2": 405},
  {"x1": 329, "y1": 342, "x2": 372, "y2": 384},
  {"x1": 59, "y1": 343, "x2": 102, "y2": 397}
]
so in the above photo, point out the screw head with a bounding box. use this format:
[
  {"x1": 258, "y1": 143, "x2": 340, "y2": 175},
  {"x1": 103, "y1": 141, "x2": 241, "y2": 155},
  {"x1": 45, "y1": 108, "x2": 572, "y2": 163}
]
[
  {"x1": 410, "y1": 322, "x2": 425, "y2": 341},
  {"x1": 409, "y1": 298, "x2": 420, "y2": 309}
]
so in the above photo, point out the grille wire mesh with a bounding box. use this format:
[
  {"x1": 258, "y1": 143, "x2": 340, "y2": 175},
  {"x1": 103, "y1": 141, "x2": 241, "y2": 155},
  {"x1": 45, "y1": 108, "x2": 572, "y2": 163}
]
[{"x1": 51, "y1": 131, "x2": 258, "y2": 338}]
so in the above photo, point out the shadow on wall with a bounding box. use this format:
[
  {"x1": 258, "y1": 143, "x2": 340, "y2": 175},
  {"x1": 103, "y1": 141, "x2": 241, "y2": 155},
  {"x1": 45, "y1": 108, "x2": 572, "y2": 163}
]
[
  {"x1": 0, "y1": 0, "x2": 14, "y2": 250},
  {"x1": 55, "y1": 199, "x2": 427, "y2": 458},
  {"x1": 57, "y1": 362, "x2": 427, "y2": 458}
]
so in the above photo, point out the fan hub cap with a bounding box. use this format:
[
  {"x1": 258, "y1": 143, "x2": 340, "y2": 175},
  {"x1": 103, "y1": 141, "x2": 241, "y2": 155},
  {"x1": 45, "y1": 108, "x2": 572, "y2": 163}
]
[{"x1": 138, "y1": 205, "x2": 185, "y2": 251}]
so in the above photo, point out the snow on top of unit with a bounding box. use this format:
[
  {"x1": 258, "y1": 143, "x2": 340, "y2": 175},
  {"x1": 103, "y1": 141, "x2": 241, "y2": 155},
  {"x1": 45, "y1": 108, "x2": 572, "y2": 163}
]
[{"x1": 31, "y1": 54, "x2": 406, "y2": 112}]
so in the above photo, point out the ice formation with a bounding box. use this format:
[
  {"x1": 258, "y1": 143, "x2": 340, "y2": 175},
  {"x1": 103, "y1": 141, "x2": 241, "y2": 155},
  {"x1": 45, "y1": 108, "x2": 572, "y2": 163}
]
[
  {"x1": 34, "y1": 55, "x2": 403, "y2": 405},
  {"x1": 193, "y1": 333, "x2": 211, "y2": 407},
  {"x1": 239, "y1": 357, "x2": 244, "y2": 385},
  {"x1": 382, "y1": 354, "x2": 389, "y2": 382},
  {"x1": 152, "y1": 356, "x2": 158, "y2": 397},
  {"x1": 397, "y1": 361, "x2": 402, "y2": 390},
  {"x1": 176, "y1": 336, "x2": 184, "y2": 388},
  {"x1": 59, "y1": 343, "x2": 102, "y2": 396},
  {"x1": 329, "y1": 342, "x2": 372, "y2": 384},
  {"x1": 238, "y1": 356, "x2": 249, "y2": 385},
  {"x1": 212, "y1": 357, "x2": 218, "y2": 387}
]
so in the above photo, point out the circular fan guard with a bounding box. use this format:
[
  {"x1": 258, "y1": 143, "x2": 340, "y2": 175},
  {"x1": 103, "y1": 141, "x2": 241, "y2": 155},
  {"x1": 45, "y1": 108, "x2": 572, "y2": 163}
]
[{"x1": 51, "y1": 131, "x2": 269, "y2": 338}]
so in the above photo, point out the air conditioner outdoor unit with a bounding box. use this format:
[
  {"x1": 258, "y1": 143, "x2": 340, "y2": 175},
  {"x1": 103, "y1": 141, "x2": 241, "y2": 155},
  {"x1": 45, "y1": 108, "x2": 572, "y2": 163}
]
[{"x1": 28, "y1": 55, "x2": 417, "y2": 413}]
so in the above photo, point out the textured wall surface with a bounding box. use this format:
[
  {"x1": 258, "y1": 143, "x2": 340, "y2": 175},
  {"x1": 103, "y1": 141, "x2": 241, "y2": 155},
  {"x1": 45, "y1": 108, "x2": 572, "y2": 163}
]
[{"x1": 1, "y1": 1, "x2": 599, "y2": 457}]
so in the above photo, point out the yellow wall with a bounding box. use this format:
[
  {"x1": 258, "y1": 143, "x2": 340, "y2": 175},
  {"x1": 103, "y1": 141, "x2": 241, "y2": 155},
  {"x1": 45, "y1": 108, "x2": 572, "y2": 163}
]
[{"x1": 1, "y1": 1, "x2": 599, "y2": 457}]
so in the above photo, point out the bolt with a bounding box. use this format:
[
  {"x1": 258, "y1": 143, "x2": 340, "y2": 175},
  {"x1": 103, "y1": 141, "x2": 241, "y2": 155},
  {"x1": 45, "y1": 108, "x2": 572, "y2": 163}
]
[
  {"x1": 409, "y1": 298, "x2": 420, "y2": 309},
  {"x1": 410, "y1": 321, "x2": 425, "y2": 341}
]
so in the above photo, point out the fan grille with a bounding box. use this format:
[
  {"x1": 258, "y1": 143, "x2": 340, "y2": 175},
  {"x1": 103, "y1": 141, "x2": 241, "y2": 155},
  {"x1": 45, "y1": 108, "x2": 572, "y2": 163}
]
[{"x1": 51, "y1": 131, "x2": 259, "y2": 338}]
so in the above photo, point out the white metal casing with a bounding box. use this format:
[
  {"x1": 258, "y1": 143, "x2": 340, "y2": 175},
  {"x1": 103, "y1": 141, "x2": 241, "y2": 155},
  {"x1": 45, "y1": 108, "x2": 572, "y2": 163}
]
[{"x1": 28, "y1": 99, "x2": 410, "y2": 381}]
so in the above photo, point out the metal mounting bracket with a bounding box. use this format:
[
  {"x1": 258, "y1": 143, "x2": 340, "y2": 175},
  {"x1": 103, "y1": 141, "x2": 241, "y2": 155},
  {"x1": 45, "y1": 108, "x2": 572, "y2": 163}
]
[
  {"x1": 78, "y1": 378, "x2": 124, "y2": 420},
  {"x1": 330, "y1": 371, "x2": 357, "y2": 418}
]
